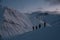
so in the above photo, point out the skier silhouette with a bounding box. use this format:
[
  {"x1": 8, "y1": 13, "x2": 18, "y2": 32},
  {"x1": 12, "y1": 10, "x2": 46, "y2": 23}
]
[
  {"x1": 36, "y1": 26, "x2": 37, "y2": 30},
  {"x1": 32, "y1": 26, "x2": 34, "y2": 30},
  {"x1": 39, "y1": 24, "x2": 41, "y2": 28},
  {"x1": 44, "y1": 22, "x2": 46, "y2": 27}
]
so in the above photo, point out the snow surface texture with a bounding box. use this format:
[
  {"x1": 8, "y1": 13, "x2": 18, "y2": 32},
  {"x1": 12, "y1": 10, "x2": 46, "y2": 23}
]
[
  {"x1": 26, "y1": 12, "x2": 60, "y2": 27},
  {"x1": 0, "y1": 7, "x2": 33, "y2": 38},
  {"x1": 0, "y1": 6, "x2": 60, "y2": 39},
  {"x1": 4, "y1": 25, "x2": 60, "y2": 40}
]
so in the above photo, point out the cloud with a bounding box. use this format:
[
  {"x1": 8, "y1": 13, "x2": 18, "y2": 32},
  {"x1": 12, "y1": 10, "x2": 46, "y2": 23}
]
[{"x1": 45, "y1": 0, "x2": 60, "y2": 5}]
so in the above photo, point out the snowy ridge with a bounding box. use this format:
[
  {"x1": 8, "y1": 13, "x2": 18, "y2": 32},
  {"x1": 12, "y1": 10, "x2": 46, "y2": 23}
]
[
  {"x1": 0, "y1": 6, "x2": 60, "y2": 39},
  {"x1": 26, "y1": 11, "x2": 60, "y2": 28},
  {"x1": 0, "y1": 7, "x2": 33, "y2": 38},
  {"x1": 26, "y1": 12, "x2": 51, "y2": 27}
]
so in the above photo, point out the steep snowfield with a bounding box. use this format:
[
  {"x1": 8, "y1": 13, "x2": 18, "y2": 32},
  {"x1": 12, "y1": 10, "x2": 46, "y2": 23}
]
[
  {"x1": 0, "y1": 7, "x2": 33, "y2": 38},
  {"x1": 0, "y1": 6, "x2": 60, "y2": 40},
  {"x1": 26, "y1": 12, "x2": 52, "y2": 28},
  {"x1": 4, "y1": 12, "x2": 60, "y2": 40},
  {"x1": 4, "y1": 26, "x2": 60, "y2": 40},
  {"x1": 5, "y1": 25, "x2": 60, "y2": 40},
  {"x1": 26, "y1": 12, "x2": 60, "y2": 27}
]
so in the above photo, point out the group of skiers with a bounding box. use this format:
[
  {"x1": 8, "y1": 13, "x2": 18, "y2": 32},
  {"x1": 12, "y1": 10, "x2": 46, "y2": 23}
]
[
  {"x1": 32, "y1": 22, "x2": 46, "y2": 30},
  {"x1": 0, "y1": 22, "x2": 46, "y2": 40},
  {"x1": 32, "y1": 24, "x2": 41, "y2": 30}
]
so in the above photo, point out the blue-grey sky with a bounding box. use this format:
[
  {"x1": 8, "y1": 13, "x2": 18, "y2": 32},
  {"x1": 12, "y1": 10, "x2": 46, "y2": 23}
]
[{"x1": 1, "y1": 0, "x2": 60, "y2": 13}]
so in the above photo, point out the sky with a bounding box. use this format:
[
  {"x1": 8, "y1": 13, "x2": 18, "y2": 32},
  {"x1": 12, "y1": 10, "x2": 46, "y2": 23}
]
[{"x1": 1, "y1": 0, "x2": 60, "y2": 13}]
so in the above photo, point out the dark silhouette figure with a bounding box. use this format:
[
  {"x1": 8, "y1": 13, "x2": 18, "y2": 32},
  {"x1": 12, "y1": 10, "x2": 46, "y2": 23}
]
[
  {"x1": 39, "y1": 24, "x2": 41, "y2": 28},
  {"x1": 36, "y1": 26, "x2": 37, "y2": 30},
  {"x1": 44, "y1": 22, "x2": 46, "y2": 27},
  {"x1": 32, "y1": 26, "x2": 34, "y2": 30}
]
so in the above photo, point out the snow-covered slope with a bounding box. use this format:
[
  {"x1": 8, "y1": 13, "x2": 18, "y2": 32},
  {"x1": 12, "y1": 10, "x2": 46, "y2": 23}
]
[
  {"x1": 26, "y1": 11, "x2": 60, "y2": 28},
  {"x1": 5, "y1": 25, "x2": 60, "y2": 40},
  {"x1": 0, "y1": 6, "x2": 60, "y2": 40},
  {"x1": 0, "y1": 7, "x2": 33, "y2": 38},
  {"x1": 3, "y1": 11, "x2": 60, "y2": 40}
]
